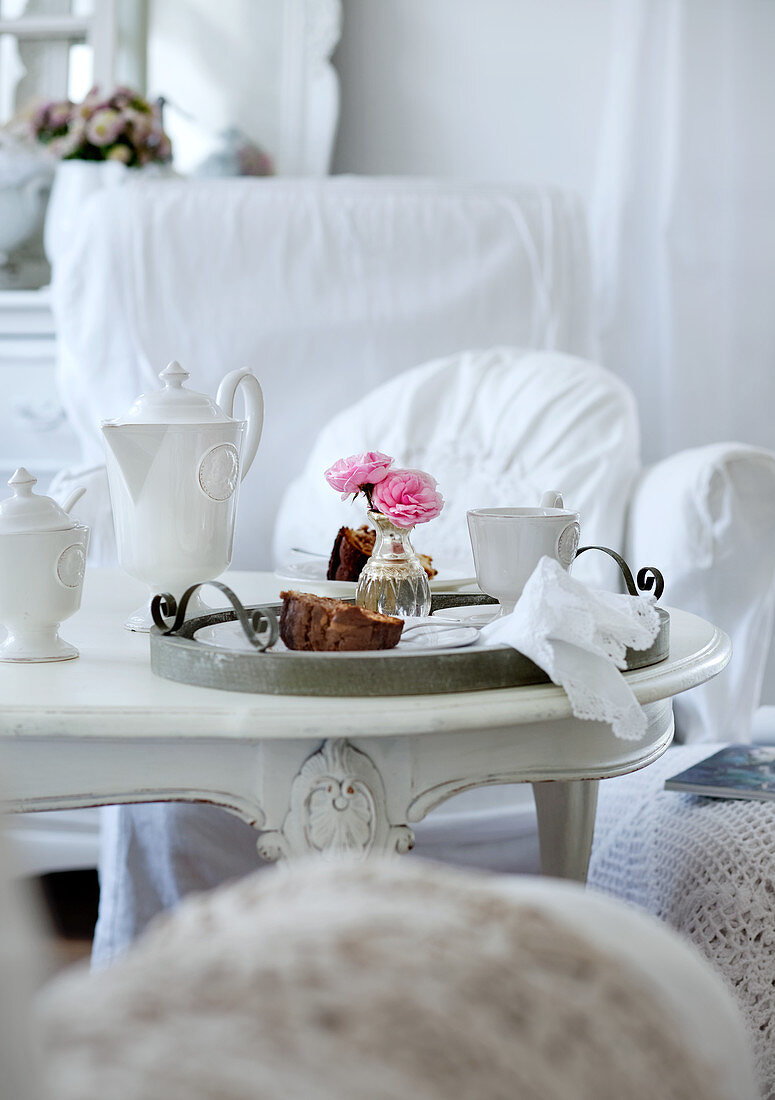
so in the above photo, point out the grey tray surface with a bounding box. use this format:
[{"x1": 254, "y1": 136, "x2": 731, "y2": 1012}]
[{"x1": 149, "y1": 593, "x2": 670, "y2": 698}]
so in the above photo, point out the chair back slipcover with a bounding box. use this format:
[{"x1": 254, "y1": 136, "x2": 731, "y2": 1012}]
[
  {"x1": 50, "y1": 177, "x2": 593, "y2": 568},
  {"x1": 275, "y1": 347, "x2": 640, "y2": 587}
]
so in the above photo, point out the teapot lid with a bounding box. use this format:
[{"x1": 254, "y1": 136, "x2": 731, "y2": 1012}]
[
  {"x1": 0, "y1": 468, "x2": 77, "y2": 534},
  {"x1": 107, "y1": 361, "x2": 236, "y2": 425}
]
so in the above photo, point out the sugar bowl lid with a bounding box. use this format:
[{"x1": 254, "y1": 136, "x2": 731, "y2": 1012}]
[
  {"x1": 0, "y1": 468, "x2": 79, "y2": 533},
  {"x1": 107, "y1": 361, "x2": 235, "y2": 426}
]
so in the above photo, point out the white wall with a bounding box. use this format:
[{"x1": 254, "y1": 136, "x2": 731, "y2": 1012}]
[{"x1": 332, "y1": 0, "x2": 614, "y2": 207}]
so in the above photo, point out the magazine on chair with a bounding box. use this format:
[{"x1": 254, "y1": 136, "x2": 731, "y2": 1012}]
[{"x1": 665, "y1": 744, "x2": 775, "y2": 801}]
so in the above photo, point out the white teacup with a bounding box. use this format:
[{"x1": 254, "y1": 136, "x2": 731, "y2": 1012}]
[{"x1": 467, "y1": 494, "x2": 580, "y2": 614}]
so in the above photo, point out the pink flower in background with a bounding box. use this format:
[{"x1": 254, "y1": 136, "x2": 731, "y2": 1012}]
[
  {"x1": 47, "y1": 101, "x2": 73, "y2": 130},
  {"x1": 31, "y1": 101, "x2": 54, "y2": 132},
  {"x1": 86, "y1": 108, "x2": 124, "y2": 146},
  {"x1": 106, "y1": 143, "x2": 132, "y2": 163},
  {"x1": 371, "y1": 468, "x2": 444, "y2": 527},
  {"x1": 31, "y1": 99, "x2": 71, "y2": 137},
  {"x1": 23, "y1": 86, "x2": 172, "y2": 166},
  {"x1": 48, "y1": 118, "x2": 85, "y2": 158},
  {"x1": 73, "y1": 89, "x2": 102, "y2": 122},
  {"x1": 110, "y1": 86, "x2": 135, "y2": 108},
  {"x1": 324, "y1": 451, "x2": 394, "y2": 498},
  {"x1": 124, "y1": 107, "x2": 153, "y2": 142}
]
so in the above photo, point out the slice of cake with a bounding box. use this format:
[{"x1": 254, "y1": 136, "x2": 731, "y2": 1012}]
[
  {"x1": 327, "y1": 525, "x2": 375, "y2": 581},
  {"x1": 417, "y1": 553, "x2": 438, "y2": 581},
  {"x1": 279, "y1": 590, "x2": 404, "y2": 652},
  {"x1": 327, "y1": 526, "x2": 438, "y2": 581}
]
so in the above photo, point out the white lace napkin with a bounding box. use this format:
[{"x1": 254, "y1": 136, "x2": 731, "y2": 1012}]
[{"x1": 479, "y1": 556, "x2": 661, "y2": 740}]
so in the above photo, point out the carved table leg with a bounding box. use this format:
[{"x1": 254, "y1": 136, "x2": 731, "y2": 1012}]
[
  {"x1": 256, "y1": 738, "x2": 415, "y2": 862},
  {"x1": 531, "y1": 778, "x2": 599, "y2": 882}
]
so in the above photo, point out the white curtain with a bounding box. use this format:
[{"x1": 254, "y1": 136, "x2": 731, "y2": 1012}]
[{"x1": 592, "y1": 0, "x2": 775, "y2": 462}]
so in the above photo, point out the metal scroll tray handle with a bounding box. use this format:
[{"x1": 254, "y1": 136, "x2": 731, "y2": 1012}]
[
  {"x1": 149, "y1": 549, "x2": 664, "y2": 651},
  {"x1": 574, "y1": 546, "x2": 665, "y2": 600},
  {"x1": 151, "y1": 581, "x2": 278, "y2": 650}
]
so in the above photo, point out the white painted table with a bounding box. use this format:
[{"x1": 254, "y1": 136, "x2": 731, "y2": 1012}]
[{"x1": 0, "y1": 569, "x2": 731, "y2": 881}]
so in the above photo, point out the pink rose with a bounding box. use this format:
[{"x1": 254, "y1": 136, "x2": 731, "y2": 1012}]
[
  {"x1": 324, "y1": 451, "x2": 394, "y2": 498},
  {"x1": 371, "y1": 468, "x2": 444, "y2": 527}
]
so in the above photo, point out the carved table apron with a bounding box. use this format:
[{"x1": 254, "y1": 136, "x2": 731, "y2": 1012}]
[{"x1": 0, "y1": 569, "x2": 731, "y2": 882}]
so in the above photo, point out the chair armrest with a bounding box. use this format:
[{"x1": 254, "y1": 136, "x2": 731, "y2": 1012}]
[{"x1": 625, "y1": 444, "x2": 775, "y2": 742}]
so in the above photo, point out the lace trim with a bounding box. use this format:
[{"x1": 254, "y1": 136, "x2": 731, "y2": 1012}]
[{"x1": 482, "y1": 557, "x2": 660, "y2": 740}]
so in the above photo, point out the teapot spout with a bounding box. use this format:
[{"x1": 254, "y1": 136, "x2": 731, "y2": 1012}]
[{"x1": 101, "y1": 425, "x2": 163, "y2": 503}]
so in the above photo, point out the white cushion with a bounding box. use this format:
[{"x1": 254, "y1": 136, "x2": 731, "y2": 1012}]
[
  {"x1": 275, "y1": 347, "x2": 641, "y2": 585},
  {"x1": 51, "y1": 177, "x2": 593, "y2": 569},
  {"x1": 43, "y1": 859, "x2": 757, "y2": 1100}
]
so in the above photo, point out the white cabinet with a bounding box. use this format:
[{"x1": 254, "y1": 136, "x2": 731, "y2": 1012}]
[
  {"x1": 0, "y1": 287, "x2": 81, "y2": 488},
  {"x1": 0, "y1": 287, "x2": 97, "y2": 878}
]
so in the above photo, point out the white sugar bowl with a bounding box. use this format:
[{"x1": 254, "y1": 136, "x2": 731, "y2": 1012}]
[{"x1": 0, "y1": 468, "x2": 89, "y2": 662}]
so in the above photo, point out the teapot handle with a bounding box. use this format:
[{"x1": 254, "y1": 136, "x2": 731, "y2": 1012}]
[{"x1": 216, "y1": 370, "x2": 264, "y2": 480}]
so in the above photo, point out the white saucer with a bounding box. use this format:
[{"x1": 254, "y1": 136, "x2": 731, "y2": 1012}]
[
  {"x1": 275, "y1": 558, "x2": 477, "y2": 594},
  {"x1": 431, "y1": 604, "x2": 500, "y2": 627}
]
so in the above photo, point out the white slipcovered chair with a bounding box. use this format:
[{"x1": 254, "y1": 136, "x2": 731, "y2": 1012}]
[
  {"x1": 39, "y1": 859, "x2": 758, "y2": 1100},
  {"x1": 36, "y1": 177, "x2": 775, "y2": 964},
  {"x1": 0, "y1": 816, "x2": 759, "y2": 1098}
]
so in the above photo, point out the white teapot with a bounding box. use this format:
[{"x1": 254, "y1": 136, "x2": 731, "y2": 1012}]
[
  {"x1": 0, "y1": 468, "x2": 88, "y2": 662},
  {"x1": 102, "y1": 361, "x2": 264, "y2": 631}
]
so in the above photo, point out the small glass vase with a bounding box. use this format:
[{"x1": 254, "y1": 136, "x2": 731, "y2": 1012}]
[{"x1": 356, "y1": 510, "x2": 431, "y2": 618}]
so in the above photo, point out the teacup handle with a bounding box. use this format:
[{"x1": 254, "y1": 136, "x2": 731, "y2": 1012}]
[
  {"x1": 540, "y1": 490, "x2": 564, "y2": 509},
  {"x1": 216, "y1": 370, "x2": 265, "y2": 480}
]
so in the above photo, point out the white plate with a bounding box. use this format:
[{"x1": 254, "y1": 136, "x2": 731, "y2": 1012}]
[
  {"x1": 275, "y1": 558, "x2": 478, "y2": 594},
  {"x1": 399, "y1": 624, "x2": 480, "y2": 650},
  {"x1": 195, "y1": 621, "x2": 263, "y2": 652},
  {"x1": 194, "y1": 619, "x2": 480, "y2": 653},
  {"x1": 432, "y1": 604, "x2": 500, "y2": 627}
]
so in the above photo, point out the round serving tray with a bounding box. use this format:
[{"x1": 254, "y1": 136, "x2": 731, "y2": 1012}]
[{"x1": 149, "y1": 593, "x2": 670, "y2": 698}]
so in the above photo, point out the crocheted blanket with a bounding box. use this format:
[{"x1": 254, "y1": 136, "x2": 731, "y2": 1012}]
[{"x1": 590, "y1": 744, "x2": 775, "y2": 1098}]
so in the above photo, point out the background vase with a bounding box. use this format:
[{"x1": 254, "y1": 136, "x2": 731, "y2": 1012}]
[{"x1": 355, "y1": 510, "x2": 431, "y2": 618}]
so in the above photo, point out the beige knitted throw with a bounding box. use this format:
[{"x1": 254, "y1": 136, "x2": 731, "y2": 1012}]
[{"x1": 39, "y1": 860, "x2": 723, "y2": 1100}]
